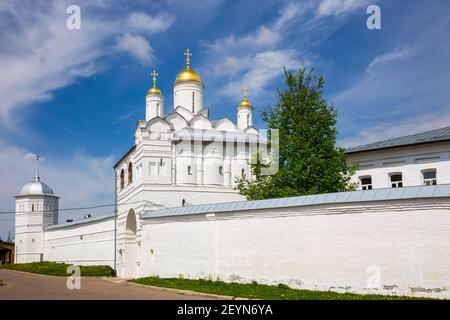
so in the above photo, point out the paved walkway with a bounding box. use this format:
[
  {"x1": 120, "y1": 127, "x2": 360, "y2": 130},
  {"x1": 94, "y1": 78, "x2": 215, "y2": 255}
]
[{"x1": 0, "y1": 270, "x2": 217, "y2": 300}]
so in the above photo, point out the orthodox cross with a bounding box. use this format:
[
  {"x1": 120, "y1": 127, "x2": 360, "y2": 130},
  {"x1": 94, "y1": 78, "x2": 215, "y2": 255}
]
[
  {"x1": 243, "y1": 85, "x2": 248, "y2": 100},
  {"x1": 151, "y1": 70, "x2": 159, "y2": 88},
  {"x1": 184, "y1": 49, "x2": 192, "y2": 69}
]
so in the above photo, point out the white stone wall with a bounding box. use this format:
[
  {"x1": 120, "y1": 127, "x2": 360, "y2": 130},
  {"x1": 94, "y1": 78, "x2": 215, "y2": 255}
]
[
  {"x1": 173, "y1": 82, "x2": 203, "y2": 114},
  {"x1": 348, "y1": 141, "x2": 450, "y2": 189},
  {"x1": 139, "y1": 197, "x2": 450, "y2": 298},
  {"x1": 44, "y1": 215, "x2": 115, "y2": 267}
]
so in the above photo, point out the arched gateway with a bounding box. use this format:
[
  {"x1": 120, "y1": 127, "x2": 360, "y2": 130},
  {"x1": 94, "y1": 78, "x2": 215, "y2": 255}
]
[{"x1": 123, "y1": 209, "x2": 138, "y2": 278}]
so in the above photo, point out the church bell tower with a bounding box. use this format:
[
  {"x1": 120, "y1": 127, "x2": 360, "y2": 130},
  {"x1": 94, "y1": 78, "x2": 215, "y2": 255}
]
[
  {"x1": 14, "y1": 155, "x2": 59, "y2": 263},
  {"x1": 146, "y1": 70, "x2": 164, "y2": 120}
]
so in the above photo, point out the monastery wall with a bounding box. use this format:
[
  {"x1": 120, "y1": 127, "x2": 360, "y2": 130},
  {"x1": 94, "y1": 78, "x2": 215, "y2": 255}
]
[
  {"x1": 44, "y1": 214, "x2": 115, "y2": 268},
  {"x1": 139, "y1": 195, "x2": 450, "y2": 299}
]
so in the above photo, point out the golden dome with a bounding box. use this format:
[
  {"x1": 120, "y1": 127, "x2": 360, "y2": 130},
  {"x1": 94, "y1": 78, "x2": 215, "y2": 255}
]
[
  {"x1": 147, "y1": 87, "x2": 161, "y2": 95},
  {"x1": 239, "y1": 85, "x2": 253, "y2": 108},
  {"x1": 239, "y1": 99, "x2": 252, "y2": 108},
  {"x1": 146, "y1": 70, "x2": 162, "y2": 96},
  {"x1": 175, "y1": 68, "x2": 202, "y2": 84},
  {"x1": 175, "y1": 49, "x2": 203, "y2": 84}
]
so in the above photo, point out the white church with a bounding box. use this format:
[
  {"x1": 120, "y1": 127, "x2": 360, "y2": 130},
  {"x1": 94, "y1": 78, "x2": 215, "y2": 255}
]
[{"x1": 14, "y1": 50, "x2": 450, "y2": 298}]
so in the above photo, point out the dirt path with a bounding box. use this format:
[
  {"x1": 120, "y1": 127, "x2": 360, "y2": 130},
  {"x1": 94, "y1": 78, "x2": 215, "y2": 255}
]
[{"x1": 0, "y1": 269, "x2": 218, "y2": 300}]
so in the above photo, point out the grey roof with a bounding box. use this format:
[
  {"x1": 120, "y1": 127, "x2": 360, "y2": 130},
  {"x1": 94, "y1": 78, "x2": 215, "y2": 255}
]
[
  {"x1": 345, "y1": 126, "x2": 450, "y2": 154},
  {"x1": 45, "y1": 213, "x2": 115, "y2": 230},
  {"x1": 141, "y1": 184, "x2": 450, "y2": 219},
  {"x1": 18, "y1": 180, "x2": 55, "y2": 197}
]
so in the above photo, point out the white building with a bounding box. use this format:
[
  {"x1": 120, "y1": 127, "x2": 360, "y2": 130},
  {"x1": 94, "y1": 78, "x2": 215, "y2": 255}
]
[
  {"x1": 12, "y1": 51, "x2": 450, "y2": 297},
  {"x1": 347, "y1": 126, "x2": 450, "y2": 190}
]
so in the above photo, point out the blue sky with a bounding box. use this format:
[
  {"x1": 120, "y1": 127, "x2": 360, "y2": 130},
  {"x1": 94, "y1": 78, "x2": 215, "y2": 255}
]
[{"x1": 1, "y1": 0, "x2": 449, "y2": 238}]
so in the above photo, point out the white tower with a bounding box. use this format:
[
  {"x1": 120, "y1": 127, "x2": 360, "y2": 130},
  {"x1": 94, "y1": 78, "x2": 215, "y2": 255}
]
[
  {"x1": 14, "y1": 155, "x2": 59, "y2": 263},
  {"x1": 237, "y1": 86, "x2": 253, "y2": 130},
  {"x1": 146, "y1": 70, "x2": 164, "y2": 120},
  {"x1": 173, "y1": 49, "x2": 204, "y2": 114}
]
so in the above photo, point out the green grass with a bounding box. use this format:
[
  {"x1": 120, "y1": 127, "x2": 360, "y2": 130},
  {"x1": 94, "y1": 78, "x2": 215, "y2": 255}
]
[
  {"x1": 0, "y1": 262, "x2": 115, "y2": 277},
  {"x1": 130, "y1": 277, "x2": 430, "y2": 300}
]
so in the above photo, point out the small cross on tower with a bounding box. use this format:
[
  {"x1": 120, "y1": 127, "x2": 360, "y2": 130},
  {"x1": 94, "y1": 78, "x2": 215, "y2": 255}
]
[
  {"x1": 184, "y1": 49, "x2": 192, "y2": 69},
  {"x1": 151, "y1": 70, "x2": 159, "y2": 88},
  {"x1": 243, "y1": 85, "x2": 248, "y2": 100}
]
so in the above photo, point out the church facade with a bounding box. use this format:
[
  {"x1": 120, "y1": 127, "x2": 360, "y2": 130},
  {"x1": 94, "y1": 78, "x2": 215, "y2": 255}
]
[{"x1": 13, "y1": 51, "x2": 450, "y2": 298}]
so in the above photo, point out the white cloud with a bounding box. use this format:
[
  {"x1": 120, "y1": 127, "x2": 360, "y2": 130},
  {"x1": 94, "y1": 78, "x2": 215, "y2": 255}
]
[
  {"x1": 116, "y1": 34, "x2": 154, "y2": 65},
  {"x1": 0, "y1": 0, "x2": 172, "y2": 122},
  {"x1": 0, "y1": 139, "x2": 114, "y2": 239},
  {"x1": 317, "y1": 0, "x2": 372, "y2": 16},
  {"x1": 367, "y1": 45, "x2": 415, "y2": 72},
  {"x1": 127, "y1": 12, "x2": 174, "y2": 34},
  {"x1": 339, "y1": 110, "x2": 450, "y2": 148},
  {"x1": 219, "y1": 50, "x2": 303, "y2": 99}
]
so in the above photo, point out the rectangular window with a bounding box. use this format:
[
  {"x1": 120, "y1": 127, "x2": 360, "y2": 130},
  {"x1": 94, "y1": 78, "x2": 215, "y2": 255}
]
[
  {"x1": 390, "y1": 173, "x2": 403, "y2": 188},
  {"x1": 360, "y1": 176, "x2": 372, "y2": 190},
  {"x1": 423, "y1": 169, "x2": 437, "y2": 186}
]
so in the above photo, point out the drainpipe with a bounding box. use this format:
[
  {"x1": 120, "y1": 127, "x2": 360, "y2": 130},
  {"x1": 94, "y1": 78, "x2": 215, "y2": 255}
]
[{"x1": 113, "y1": 166, "x2": 117, "y2": 276}]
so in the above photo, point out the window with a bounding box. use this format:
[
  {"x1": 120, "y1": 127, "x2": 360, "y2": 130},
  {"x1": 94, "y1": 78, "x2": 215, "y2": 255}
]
[
  {"x1": 241, "y1": 168, "x2": 246, "y2": 179},
  {"x1": 120, "y1": 169, "x2": 125, "y2": 189},
  {"x1": 219, "y1": 166, "x2": 223, "y2": 175},
  {"x1": 422, "y1": 169, "x2": 437, "y2": 186},
  {"x1": 390, "y1": 173, "x2": 403, "y2": 188},
  {"x1": 31, "y1": 204, "x2": 34, "y2": 212},
  {"x1": 360, "y1": 176, "x2": 372, "y2": 190},
  {"x1": 247, "y1": 114, "x2": 250, "y2": 127},
  {"x1": 188, "y1": 165, "x2": 192, "y2": 175},
  {"x1": 192, "y1": 92, "x2": 195, "y2": 113},
  {"x1": 128, "y1": 163, "x2": 133, "y2": 184}
]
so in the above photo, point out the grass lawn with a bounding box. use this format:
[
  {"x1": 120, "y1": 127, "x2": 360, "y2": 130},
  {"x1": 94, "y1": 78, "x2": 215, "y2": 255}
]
[
  {"x1": 0, "y1": 262, "x2": 115, "y2": 277},
  {"x1": 130, "y1": 277, "x2": 429, "y2": 300}
]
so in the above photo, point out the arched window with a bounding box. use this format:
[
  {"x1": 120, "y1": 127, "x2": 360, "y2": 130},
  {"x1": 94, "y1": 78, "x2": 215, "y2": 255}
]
[
  {"x1": 128, "y1": 162, "x2": 133, "y2": 184},
  {"x1": 219, "y1": 166, "x2": 223, "y2": 175},
  {"x1": 246, "y1": 114, "x2": 250, "y2": 127},
  {"x1": 192, "y1": 92, "x2": 195, "y2": 113},
  {"x1": 241, "y1": 168, "x2": 246, "y2": 179},
  {"x1": 120, "y1": 169, "x2": 125, "y2": 190},
  {"x1": 188, "y1": 165, "x2": 192, "y2": 175}
]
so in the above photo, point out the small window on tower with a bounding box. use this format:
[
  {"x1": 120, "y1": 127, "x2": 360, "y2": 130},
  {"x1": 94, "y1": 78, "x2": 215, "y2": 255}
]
[
  {"x1": 128, "y1": 162, "x2": 133, "y2": 184},
  {"x1": 192, "y1": 92, "x2": 195, "y2": 113},
  {"x1": 31, "y1": 204, "x2": 34, "y2": 212},
  {"x1": 188, "y1": 165, "x2": 192, "y2": 175},
  {"x1": 241, "y1": 168, "x2": 246, "y2": 179},
  {"x1": 120, "y1": 169, "x2": 125, "y2": 190},
  {"x1": 219, "y1": 166, "x2": 223, "y2": 175}
]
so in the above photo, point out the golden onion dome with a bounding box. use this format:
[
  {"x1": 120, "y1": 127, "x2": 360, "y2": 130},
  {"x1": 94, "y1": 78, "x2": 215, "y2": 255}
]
[
  {"x1": 146, "y1": 70, "x2": 162, "y2": 96},
  {"x1": 175, "y1": 49, "x2": 203, "y2": 85},
  {"x1": 175, "y1": 68, "x2": 202, "y2": 84},
  {"x1": 147, "y1": 87, "x2": 161, "y2": 95},
  {"x1": 238, "y1": 86, "x2": 253, "y2": 109}
]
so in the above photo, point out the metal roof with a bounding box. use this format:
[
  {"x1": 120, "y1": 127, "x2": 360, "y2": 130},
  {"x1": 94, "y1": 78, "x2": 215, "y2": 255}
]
[
  {"x1": 141, "y1": 184, "x2": 450, "y2": 219},
  {"x1": 45, "y1": 213, "x2": 115, "y2": 230},
  {"x1": 345, "y1": 126, "x2": 450, "y2": 154}
]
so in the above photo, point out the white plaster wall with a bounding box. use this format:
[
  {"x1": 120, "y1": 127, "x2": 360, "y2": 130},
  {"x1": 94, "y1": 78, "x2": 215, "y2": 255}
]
[
  {"x1": 173, "y1": 82, "x2": 203, "y2": 114},
  {"x1": 348, "y1": 142, "x2": 450, "y2": 189},
  {"x1": 44, "y1": 216, "x2": 115, "y2": 267},
  {"x1": 139, "y1": 198, "x2": 450, "y2": 298}
]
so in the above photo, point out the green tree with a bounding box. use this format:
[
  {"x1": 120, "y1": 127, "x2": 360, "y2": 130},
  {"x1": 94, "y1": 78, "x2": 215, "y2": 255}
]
[{"x1": 236, "y1": 67, "x2": 356, "y2": 200}]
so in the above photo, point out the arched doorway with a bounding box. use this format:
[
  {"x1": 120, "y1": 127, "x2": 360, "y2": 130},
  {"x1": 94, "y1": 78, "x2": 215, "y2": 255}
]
[{"x1": 124, "y1": 209, "x2": 138, "y2": 278}]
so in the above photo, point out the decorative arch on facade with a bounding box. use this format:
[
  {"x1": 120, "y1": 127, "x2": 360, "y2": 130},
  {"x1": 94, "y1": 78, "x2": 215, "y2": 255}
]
[
  {"x1": 120, "y1": 169, "x2": 125, "y2": 190},
  {"x1": 128, "y1": 162, "x2": 133, "y2": 184}
]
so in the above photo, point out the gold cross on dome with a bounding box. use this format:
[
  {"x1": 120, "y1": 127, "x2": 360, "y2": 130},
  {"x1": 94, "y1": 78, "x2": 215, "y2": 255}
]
[
  {"x1": 243, "y1": 85, "x2": 248, "y2": 100},
  {"x1": 184, "y1": 49, "x2": 192, "y2": 69},
  {"x1": 151, "y1": 70, "x2": 158, "y2": 87}
]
